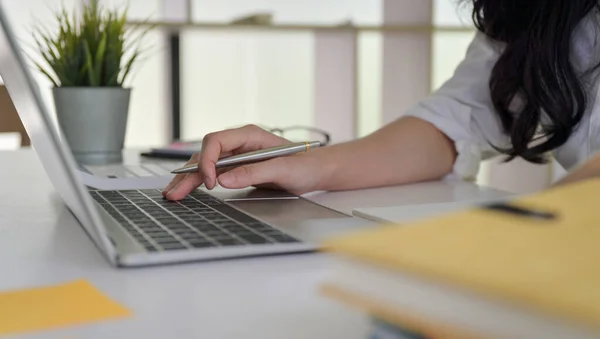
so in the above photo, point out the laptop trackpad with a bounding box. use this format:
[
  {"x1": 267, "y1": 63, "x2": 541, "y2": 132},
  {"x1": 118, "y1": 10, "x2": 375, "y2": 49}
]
[
  {"x1": 227, "y1": 198, "x2": 349, "y2": 225},
  {"x1": 230, "y1": 198, "x2": 384, "y2": 244}
]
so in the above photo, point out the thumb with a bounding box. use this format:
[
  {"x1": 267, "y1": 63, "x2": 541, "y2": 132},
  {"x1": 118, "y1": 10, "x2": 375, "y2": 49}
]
[{"x1": 217, "y1": 158, "x2": 287, "y2": 189}]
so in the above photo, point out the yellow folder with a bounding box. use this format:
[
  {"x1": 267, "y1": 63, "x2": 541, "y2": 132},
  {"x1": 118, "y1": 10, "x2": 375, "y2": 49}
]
[{"x1": 321, "y1": 178, "x2": 600, "y2": 336}]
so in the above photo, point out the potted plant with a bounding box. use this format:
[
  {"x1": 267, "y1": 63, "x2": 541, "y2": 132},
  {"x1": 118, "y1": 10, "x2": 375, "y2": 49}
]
[{"x1": 32, "y1": 0, "x2": 152, "y2": 164}]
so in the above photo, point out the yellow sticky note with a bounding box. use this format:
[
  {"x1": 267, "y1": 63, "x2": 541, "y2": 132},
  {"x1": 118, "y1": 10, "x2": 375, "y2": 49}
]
[{"x1": 0, "y1": 279, "x2": 131, "y2": 335}]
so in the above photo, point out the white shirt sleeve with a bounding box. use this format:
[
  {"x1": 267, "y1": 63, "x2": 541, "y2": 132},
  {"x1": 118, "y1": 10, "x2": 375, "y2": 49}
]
[{"x1": 404, "y1": 32, "x2": 508, "y2": 181}]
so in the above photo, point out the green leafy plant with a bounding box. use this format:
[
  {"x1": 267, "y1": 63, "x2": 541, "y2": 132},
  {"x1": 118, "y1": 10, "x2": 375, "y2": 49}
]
[{"x1": 32, "y1": 0, "x2": 153, "y2": 87}]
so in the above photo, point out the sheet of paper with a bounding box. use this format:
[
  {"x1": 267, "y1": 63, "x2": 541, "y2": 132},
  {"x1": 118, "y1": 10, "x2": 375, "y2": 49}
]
[{"x1": 0, "y1": 279, "x2": 131, "y2": 336}]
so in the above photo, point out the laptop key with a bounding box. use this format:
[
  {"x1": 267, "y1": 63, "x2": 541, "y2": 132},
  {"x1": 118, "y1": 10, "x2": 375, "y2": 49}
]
[
  {"x1": 110, "y1": 214, "x2": 127, "y2": 222},
  {"x1": 155, "y1": 218, "x2": 179, "y2": 225},
  {"x1": 261, "y1": 228, "x2": 287, "y2": 236},
  {"x1": 133, "y1": 235, "x2": 149, "y2": 243},
  {"x1": 220, "y1": 225, "x2": 247, "y2": 233},
  {"x1": 118, "y1": 206, "x2": 142, "y2": 212},
  {"x1": 177, "y1": 212, "x2": 201, "y2": 217},
  {"x1": 240, "y1": 234, "x2": 271, "y2": 244},
  {"x1": 160, "y1": 243, "x2": 188, "y2": 251},
  {"x1": 190, "y1": 241, "x2": 215, "y2": 248},
  {"x1": 173, "y1": 227, "x2": 198, "y2": 234},
  {"x1": 140, "y1": 189, "x2": 163, "y2": 196},
  {"x1": 145, "y1": 231, "x2": 170, "y2": 238},
  {"x1": 185, "y1": 219, "x2": 210, "y2": 226},
  {"x1": 167, "y1": 206, "x2": 189, "y2": 211},
  {"x1": 211, "y1": 204, "x2": 258, "y2": 223},
  {"x1": 269, "y1": 235, "x2": 300, "y2": 243},
  {"x1": 180, "y1": 235, "x2": 206, "y2": 243},
  {"x1": 137, "y1": 239, "x2": 154, "y2": 247},
  {"x1": 237, "y1": 231, "x2": 259, "y2": 237},
  {"x1": 157, "y1": 201, "x2": 181, "y2": 207},
  {"x1": 154, "y1": 236, "x2": 177, "y2": 244},
  {"x1": 191, "y1": 227, "x2": 219, "y2": 235},
  {"x1": 132, "y1": 202, "x2": 156, "y2": 208},
  {"x1": 158, "y1": 240, "x2": 185, "y2": 248},
  {"x1": 181, "y1": 218, "x2": 205, "y2": 225},
  {"x1": 167, "y1": 225, "x2": 190, "y2": 232},
  {"x1": 203, "y1": 230, "x2": 228, "y2": 237},
  {"x1": 137, "y1": 224, "x2": 160, "y2": 231},
  {"x1": 131, "y1": 218, "x2": 153, "y2": 224},
  {"x1": 216, "y1": 238, "x2": 243, "y2": 246},
  {"x1": 189, "y1": 221, "x2": 215, "y2": 228}
]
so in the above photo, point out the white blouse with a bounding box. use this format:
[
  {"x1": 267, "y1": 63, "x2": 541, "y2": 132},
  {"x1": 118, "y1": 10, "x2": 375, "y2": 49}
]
[{"x1": 404, "y1": 15, "x2": 600, "y2": 180}]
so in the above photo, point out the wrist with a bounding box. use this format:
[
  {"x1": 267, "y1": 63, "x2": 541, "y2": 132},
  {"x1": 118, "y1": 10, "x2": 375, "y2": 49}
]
[{"x1": 308, "y1": 146, "x2": 340, "y2": 191}]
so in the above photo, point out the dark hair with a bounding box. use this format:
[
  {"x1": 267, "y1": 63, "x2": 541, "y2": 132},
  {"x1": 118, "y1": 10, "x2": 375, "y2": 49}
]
[{"x1": 467, "y1": 0, "x2": 600, "y2": 163}]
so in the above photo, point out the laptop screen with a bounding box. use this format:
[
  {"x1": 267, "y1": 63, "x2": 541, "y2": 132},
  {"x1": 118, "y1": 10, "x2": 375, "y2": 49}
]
[{"x1": 0, "y1": 2, "x2": 116, "y2": 263}]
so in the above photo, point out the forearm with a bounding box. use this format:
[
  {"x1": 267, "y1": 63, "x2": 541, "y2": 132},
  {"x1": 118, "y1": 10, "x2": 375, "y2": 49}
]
[
  {"x1": 555, "y1": 154, "x2": 600, "y2": 186},
  {"x1": 312, "y1": 116, "x2": 457, "y2": 191}
]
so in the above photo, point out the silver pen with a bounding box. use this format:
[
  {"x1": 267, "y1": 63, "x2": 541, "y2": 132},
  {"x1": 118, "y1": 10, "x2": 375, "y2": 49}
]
[{"x1": 170, "y1": 141, "x2": 322, "y2": 174}]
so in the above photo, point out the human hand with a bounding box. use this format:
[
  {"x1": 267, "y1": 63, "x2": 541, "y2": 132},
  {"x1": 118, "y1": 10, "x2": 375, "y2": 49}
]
[{"x1": 162, "y1": 124, "x2": 327, "y2": 200}]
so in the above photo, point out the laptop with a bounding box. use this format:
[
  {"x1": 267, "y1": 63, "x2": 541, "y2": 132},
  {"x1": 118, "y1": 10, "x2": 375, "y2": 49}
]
[{"x1": 0, "y1": 4, "x2": 353, "y2": 267}]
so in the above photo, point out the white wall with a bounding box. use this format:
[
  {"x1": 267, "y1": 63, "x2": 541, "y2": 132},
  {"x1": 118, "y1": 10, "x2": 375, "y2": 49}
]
[
  {"x1": 182, "y1": 0, "x2": 382, "y2": 141},
  {"x1": 357, "y1": 32, "x2": 382, "y2": 137},
  {"x1": 93, "y1": 0, "x2": 169, "y2": 147},
  {"x1": 433, "y1": 0, "x2": 472, "y2": 26},
  {"x1": 191, "y1": 0, "x2": 381, "y2": 24},
  {"x1": 1, "y1": 0, "x2": 169, "y2": 148},
  {"x1": 2, "y1": 0, "x2": 382, "y2": 147},
  {"x1": 180, "y1": 30, "x2": 315, "y2": 140},
  {"x1": 1, "y1": 0, "x2": 79, "y2": 130}
]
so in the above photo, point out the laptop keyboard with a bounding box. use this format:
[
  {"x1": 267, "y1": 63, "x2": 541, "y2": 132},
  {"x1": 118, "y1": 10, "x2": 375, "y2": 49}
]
[{"x1": 89, "y1": 189, "x2": 300, "y2": 252}]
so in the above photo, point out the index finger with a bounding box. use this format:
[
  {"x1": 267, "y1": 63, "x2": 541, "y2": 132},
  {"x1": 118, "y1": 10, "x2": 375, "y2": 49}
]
[
  {"x1": 200, "y1": 125, "x2": 287, "y2": 189},
  {"x1": 162, "y1": 152, "x2": 200, "y2": 196}
]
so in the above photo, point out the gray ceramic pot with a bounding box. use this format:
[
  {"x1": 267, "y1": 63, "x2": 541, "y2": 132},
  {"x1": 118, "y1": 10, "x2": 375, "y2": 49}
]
[{"x1": 53, "y1": 87, "x2": 131, "y2": 164}]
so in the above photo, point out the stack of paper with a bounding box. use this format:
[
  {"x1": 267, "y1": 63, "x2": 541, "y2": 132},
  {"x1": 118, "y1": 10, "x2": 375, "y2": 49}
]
[{"x1": 320, "y1": 179, "x2": 600, "y2": 339}]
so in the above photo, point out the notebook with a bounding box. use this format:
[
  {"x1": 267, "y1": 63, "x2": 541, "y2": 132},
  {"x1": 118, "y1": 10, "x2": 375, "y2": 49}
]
[
  {"x1": 140, "y1": 140, "x2": 202, "y2": 160},
  {"x1": 352, "y1": 196, "x2": 514, "y2": 224},
  {"x1": 320, "y1": 179, "x2": 600, "y2": 339}
]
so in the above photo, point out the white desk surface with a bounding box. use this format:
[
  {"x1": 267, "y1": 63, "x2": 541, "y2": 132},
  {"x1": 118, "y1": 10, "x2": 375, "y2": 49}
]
[{"x1": 0, "y1": 149, "x2": 510, "y2": 339}]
